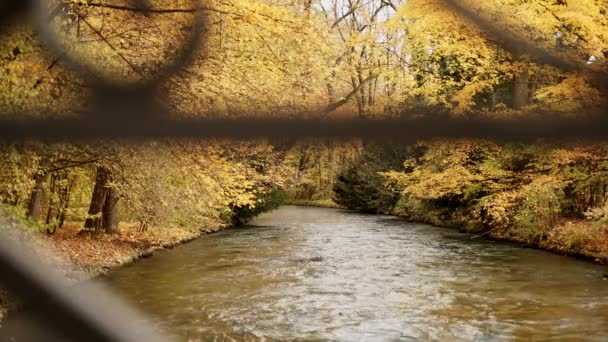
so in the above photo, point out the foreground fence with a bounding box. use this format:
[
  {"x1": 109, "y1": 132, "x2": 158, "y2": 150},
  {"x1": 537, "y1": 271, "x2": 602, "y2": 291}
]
[{"x1": 0, "y1": 1, "x2": 606, "y2": 341}]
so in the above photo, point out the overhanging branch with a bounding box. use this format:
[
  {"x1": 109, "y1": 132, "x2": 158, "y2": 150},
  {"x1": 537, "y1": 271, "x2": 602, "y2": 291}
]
[{"x1": 323, "y1": 75, "x2": 378, "y2": 114}]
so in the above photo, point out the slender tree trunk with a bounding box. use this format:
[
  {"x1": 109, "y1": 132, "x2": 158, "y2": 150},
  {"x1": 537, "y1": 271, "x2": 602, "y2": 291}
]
[
  {"x1": 303, "y1": 0, "x2": 312, "y2": 15},
  {"x1": 84, "y1": 166, "x2": 110, "y2": 233},
  {"x1": 27, "y1": 173, "x2": 47, "y2": 221},
  {"x1": 325, "y1": 58, "x2": 340, "y2": 105},
  {"x1": 58, "y1": 205, "x2": 68, "y2": 229},
  {"x1": 58, "y1": 173, "x2": 76, "y2": 229},
  {"x1": 512, "y1": 68, "x2": 529, "y2": 110},
  {"x1": 357, "y1": 64, "x2": 366, "y2": 115},
  {"x1": 45, "y1": 173, "x2": 57, "y2": 225},
  {"x1": 326, "y1": 82, "x2": 336, "y2": 104},
  {"x1": 317, "y1": 152, "x2": 323, "y2": 195},
  {"x1": 327, "y1": 141, "x2": 334, "y2": 198},
  {"x1": 102, "y1": 186, "x2": 119, "y2": 234},
  {"x1": 528, "y1": 77, "x2": 537, "y2": 104},
  {"x1": 296, "y1": 148, "x2": 310, "y2": 199},
  {"x1": 350, "y1": 75, "x2": 363, "y2": 115}
]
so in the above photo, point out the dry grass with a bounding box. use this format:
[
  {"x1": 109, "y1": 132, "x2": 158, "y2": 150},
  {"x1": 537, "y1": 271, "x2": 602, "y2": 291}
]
[
  {"x1": 542, "y1": 220, "x2": 608, "y2": 263},
  {"x1": 44, "y1": 221, "x2": 227, "y2": 273},
  {"x1": 0, "y1": 219, "x2": 227, "y2": 323}
]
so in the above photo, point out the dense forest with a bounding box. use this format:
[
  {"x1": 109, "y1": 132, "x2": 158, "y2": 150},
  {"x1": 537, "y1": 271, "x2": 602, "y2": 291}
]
[{"x1": 1, "y1": 0, "x2": 608, "y2": 300}]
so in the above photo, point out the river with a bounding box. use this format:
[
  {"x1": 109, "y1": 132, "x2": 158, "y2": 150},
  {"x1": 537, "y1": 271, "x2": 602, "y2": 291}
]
[{"x1": 100, "y1": 205, "x2": 608, "y2": 341}]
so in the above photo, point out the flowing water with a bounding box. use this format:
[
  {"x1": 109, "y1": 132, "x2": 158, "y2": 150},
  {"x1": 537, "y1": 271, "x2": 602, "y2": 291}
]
[{"x1": 103, "y1": 205, "x2": 608, "y2": 341}]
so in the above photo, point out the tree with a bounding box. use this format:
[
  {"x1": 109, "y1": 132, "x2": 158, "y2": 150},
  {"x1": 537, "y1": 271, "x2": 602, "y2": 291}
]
[{"x1": 84, "y1": 166, "x2": 118, "y2": 234}]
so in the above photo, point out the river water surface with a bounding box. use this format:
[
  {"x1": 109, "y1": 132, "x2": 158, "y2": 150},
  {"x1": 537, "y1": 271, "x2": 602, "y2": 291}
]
[{"x1": 105, "y1": 206, "x2": 608, "y2": 341}]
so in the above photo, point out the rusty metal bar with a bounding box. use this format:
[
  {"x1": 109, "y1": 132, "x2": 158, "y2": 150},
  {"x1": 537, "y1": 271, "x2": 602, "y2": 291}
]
[{"x1": 0, "y1": 115, "x2": 607, "y2": 142}]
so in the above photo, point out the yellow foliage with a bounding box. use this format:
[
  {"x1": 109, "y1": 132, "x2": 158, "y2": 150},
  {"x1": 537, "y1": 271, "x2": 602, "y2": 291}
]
[{"x1": 533, "y1": 75, "x2": 602, "y2": 112}]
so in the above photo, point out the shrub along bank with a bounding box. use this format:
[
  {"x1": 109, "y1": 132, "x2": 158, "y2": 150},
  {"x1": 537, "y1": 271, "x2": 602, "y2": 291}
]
[{"x1": 334, "y1": 142, "x2": 608, "y2": 263}]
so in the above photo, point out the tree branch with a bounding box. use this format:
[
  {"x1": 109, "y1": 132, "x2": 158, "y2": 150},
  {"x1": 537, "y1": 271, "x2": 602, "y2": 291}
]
[
  {"x1": 322, "y1": 75, "x2": 378, "y2": 114},
  {"x1": 75, "y1": 2, "x2": 234, "y2": 15}
]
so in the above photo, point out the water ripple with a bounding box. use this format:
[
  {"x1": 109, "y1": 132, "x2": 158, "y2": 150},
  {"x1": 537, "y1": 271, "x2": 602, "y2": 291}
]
[{"x1": 105, "y1": 206, "x2": 608, "y2": 341}]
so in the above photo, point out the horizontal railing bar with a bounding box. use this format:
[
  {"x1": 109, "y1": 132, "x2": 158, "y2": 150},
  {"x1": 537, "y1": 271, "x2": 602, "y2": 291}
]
[{"x1": 0, "y1": 115, "x2": 608, "y2": 141}]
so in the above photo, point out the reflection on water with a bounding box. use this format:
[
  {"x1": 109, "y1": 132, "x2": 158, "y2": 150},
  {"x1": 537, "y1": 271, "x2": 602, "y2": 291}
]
[{"x1": 104, "y1": 206, "x2": 608, "y2": 341}]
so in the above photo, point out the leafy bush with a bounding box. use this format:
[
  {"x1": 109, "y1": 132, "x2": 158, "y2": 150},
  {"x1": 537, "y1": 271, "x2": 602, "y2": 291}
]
[
  {"x1": 333, "y1": 143, "x2": 411, "y2": 213},
  {"x1": 375, "y1": 141, "x2": 608, "y2": 254},
  {"x1": 510, "y1": 177, "x2": 564, "y2": 244},
  {"x1": 393, "y1": 196, "x2": 446, "y2": 226},
  {"x1": 232, "y1": 187, "x2": 286, "y2": 225}
]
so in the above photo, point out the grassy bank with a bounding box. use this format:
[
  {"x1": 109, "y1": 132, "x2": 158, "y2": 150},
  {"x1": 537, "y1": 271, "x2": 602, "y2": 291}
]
[
  {"x1": 284, "y1": 199, "x2": 343, "y2": 209},
  {"x1": 391, "y1": 203, "x2": 608, "y2": 264}
]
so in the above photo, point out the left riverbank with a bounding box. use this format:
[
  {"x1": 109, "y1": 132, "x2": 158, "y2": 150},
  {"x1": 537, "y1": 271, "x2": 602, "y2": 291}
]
[{"x1": 0, "y1": 219, "x2": 229, "y2": 324}]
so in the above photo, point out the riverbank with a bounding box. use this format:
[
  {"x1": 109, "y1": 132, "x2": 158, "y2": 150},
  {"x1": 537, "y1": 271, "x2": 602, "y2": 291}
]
[
  {"x1": 284, "y1": 199, "x2": 343, "y2": 209},
  {"x1": 0, "y1": 219, "x2": 229, "y2": 323},
  {"x1": 387, "y1": 206, "x2": 608, "y2": 265},
  {"x1": 292, "y1": 200, "x2": 608, "y2": 264},
  {"x1": 51, "y1": 221, "x2": 229, "y2": 278},
  {"x1": 382, "y1": 207, "x2": 605, "y2": 264}
]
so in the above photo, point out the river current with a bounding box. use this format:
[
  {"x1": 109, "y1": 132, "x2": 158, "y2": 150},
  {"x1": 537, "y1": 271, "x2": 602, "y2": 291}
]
[{"x1": 103, "y1": 205, "x2": 608, "y2": 341}]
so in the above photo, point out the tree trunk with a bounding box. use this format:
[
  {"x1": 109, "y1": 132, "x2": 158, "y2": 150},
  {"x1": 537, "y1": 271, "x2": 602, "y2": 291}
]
[
  {"x1": 58, "y1": 173, "x2": 76, "y2": 229},
  {"x1": 102, "y1": 186, "x2": 119, "y2": 234},
  {"x1": 45, "y1": 173, "x2": 57, "y2": 225},
  {"x1": 528, "y1": 77, "x2": 537, "y2": 104},
  {"x1": 326, "y1": 82, "x2": 336, "y2": 104},
  {"x1": 350, "y1": 75, "x2": 363, "y2": 116},
  {"x1": 512, "y1": 68, "x2": 529, "y2": 110},
  {"x1": 303, "y1": 0, "x2": 312, "y2": 15},
  {"x1": 326, "y1": 141, "x2": 334, "y2": 198},
  {"x1": 27, "y1": 173, "x2": 47, "y2": 221},
  {"x1": 84, "y1": 166, "x2": 110, "y2": 233},
  {"x1": 357, "y1": 64, "x2": 366, "y2": 116},
  {"x1": 317, "y1": 152, "x2": 323, "y2": 195}
]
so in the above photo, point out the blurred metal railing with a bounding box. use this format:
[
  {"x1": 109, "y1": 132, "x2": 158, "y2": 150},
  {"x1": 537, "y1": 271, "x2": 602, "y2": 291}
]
[
  {"x1": 0, "y1": 224, "x2": 170, "y2": 342},
  {"x1": 0, "y1": 0, "x2": 606, "y2": 341},
  {"x1": 0, "y1": 0, "x2": 606, "y2": 143}
]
